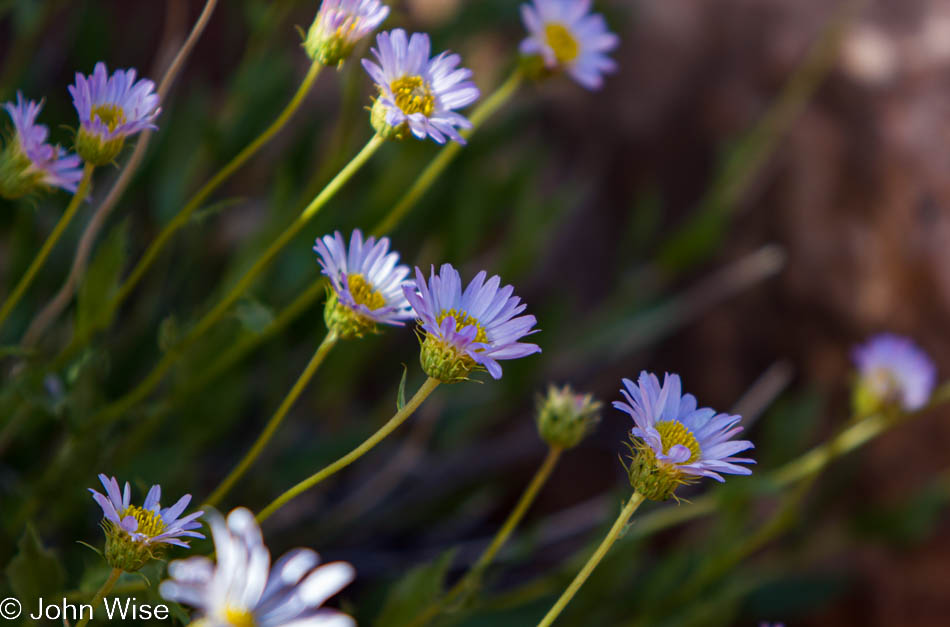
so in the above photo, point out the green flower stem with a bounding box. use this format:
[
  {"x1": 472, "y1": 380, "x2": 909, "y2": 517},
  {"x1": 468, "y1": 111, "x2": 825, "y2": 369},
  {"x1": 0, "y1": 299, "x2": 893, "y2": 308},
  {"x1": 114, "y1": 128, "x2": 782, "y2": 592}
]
[
  {"x1": 76, "y1": 567, "x2": 122, "y2": 627},
  {"x1": 0, "y1": 163, "x2": 94, "y2": 332},
  {"x1": 257, "y1": 376, "x2": 440, "y2": 524},
  {"x1": 370, "y1": 68, "x2": 523, "y2": 237},
  {"x1": 411, "y1": 446, "x2": 563, "y2": 627},
  {"x1": 87, "y1": 134, "x2": 383, "y2": 428},
  {"x1": 205, "y1": 330, "x2": 339, "y2": 508},
  {"x1": 54, "y1": 60, "x2": 324, "y2": 366},
  {"x1": 537, "y1": 492, "x2": 646, "y2": 627}
]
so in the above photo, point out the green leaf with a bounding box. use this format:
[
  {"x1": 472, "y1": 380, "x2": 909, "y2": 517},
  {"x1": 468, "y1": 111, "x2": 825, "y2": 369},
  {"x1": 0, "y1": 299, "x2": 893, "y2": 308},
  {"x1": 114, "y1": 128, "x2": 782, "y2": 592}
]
[
  {"x1": 375, "y1": 549, "x2": 457, "y2": 627},
  {"x1": 396, "y1": 364, "x2": 408, "y2": 411},
  {"x1": 76, "y1": 220, "x2": 128, "y2": 336},
  {"x1": 5, "y1": 525, "x2": 66, "y2": 607},
  {"x1": 234, "y1": 298, "x2": 275, "y2": 334}
]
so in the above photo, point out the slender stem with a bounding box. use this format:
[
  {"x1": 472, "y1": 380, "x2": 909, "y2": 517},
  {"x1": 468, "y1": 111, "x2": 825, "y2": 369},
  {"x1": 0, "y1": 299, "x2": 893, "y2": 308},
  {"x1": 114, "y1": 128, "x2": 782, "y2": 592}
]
[
  {"x1": 21, "y1": 0, "x2": 221, "y2": 348},
  {"x1": 411, "y1": 446, "x2": 563, "y2": 627},
  {"x1": 537, "y1": 492, "x2": 646, "y2": 627},
  {"x1": 205, "y1": 330, "x2": 339, "y2": 507},
  {"x1": 257, "y1": 376, "x2": 440, "y2": 524},
  {"x1": 51, "y1": 60, "x2": 324, "y2": 361},
  {"x1": 370, "y1": 69, "x2": 522, "y2": 237},
  {"x1": 88, "y1": 134, "x2": 383, "y2": 428},
  {"x1": 0, "y1": 164, "x2": 94, "y2": 333},
  {"x1": 76, "y1": 567, "x2": 122, "y2": 627}
]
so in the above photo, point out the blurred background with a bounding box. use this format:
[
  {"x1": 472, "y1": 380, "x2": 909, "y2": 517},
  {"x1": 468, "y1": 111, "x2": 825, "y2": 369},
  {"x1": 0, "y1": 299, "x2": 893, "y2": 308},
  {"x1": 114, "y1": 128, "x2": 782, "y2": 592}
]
[{"x1": 2, "y1": 0, "x2": 950, "y2": 625}]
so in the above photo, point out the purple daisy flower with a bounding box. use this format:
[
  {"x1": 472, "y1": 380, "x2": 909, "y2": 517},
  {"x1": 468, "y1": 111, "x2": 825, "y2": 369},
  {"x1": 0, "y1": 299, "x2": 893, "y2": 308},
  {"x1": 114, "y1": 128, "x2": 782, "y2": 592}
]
[
  {"x1": 160, "y1": 508, "x2": 356, "y2": 627},
  {"x1": 314, "y1": 230, "x2": 412, "y2": 338},
  {"x1": 362, "y1": 29, "x2": 480, "y2": 144},
  {"x1": 520, "y1": 0, "x2": 620, "y2": 90},
  {"x1": 1, "y1": 93, "x2": 83, "y2": 198},
  {"x1": 403, "y1": 264, "x2": 541, "y2": 381},
  {"x1": 614, "y1": 372, "x2": 754, "y2": 485},
  {"x1": 306, "y1": 0, "x2": 390, "y2": 66},
  {"x1": 90, "y1": 474, "x2": 204, "y2": 549},
  {"x1": 69, "y1": 62, "x2": 160, "y2": 164},
  {"x1": 852, "y1": 333, "x2": 936, "y2": 412}
]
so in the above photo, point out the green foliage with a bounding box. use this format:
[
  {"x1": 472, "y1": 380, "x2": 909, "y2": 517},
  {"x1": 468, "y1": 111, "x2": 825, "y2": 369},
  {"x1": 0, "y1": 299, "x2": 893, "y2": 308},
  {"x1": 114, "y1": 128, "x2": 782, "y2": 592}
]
[
  {"x1": 375, "y1": 549, "x2": 457, "y2": 627},
  {"x1": 76, "y1": 220, "x2": 127, "y2": 336},
  {"x1": 4, "y1": 525, "x2": 66, "y2": 606}
]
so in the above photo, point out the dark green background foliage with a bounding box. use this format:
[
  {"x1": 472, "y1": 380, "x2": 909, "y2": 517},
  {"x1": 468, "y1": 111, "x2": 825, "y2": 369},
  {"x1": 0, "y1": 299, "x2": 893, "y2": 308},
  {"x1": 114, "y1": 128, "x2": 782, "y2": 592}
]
[{"x1": 2, "y1": 1, "x2": 949, "y2": 625}]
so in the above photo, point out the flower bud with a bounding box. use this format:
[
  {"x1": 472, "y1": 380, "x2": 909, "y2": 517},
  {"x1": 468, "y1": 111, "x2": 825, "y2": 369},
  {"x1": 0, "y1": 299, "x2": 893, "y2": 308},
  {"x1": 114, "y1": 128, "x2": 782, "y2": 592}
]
[
  {"x1": 0, "y1": 139, "x2": 41, "y2": 199},
  {"x1": 102, "y1": 516, "x2": 165, "y2": 572},
  {"x1": 419, "y1": 334, "x2": 476, "y2": 384},
  {"x1": 535, "y1": 384, "x2": 600, "y2": 449},
  {"x1": 324, "y1": 290, "x2": 376, "y2": 340},
  {"x1": 304, "y1": 0, "x2": 390, "y2": 67},
  {"x1": 624, "y1": 438, "x2": 696, "y2": 502}
]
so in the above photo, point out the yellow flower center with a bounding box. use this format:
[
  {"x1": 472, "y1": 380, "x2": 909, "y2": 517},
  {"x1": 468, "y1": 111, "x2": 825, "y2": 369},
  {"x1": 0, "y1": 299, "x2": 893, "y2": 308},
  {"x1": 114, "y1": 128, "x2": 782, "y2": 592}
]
[
  {"x1": 91, "y1": 103, "x2": 127, "y2": 132},
  {"x1": 347, "y1": 273, "x2": 386, "y2": 310},
  {"x1": 545, "y1": 23, "x2": 580, "y2": 63},
  {"x1": 436, "y1": 309, "x2": 488, "y2": 344},
  {"x1": 390, "y1": 75, "x2": 435, "y2": 116},
  {"x1": 654, "y1": 420, "x2": 701, "y2": 464},
  {"x1": 224, "y1": 608, "x2": 257, "y2": 627},
  {"x1": 119, "y1": 505, "x2": 165, "y2": 538}
]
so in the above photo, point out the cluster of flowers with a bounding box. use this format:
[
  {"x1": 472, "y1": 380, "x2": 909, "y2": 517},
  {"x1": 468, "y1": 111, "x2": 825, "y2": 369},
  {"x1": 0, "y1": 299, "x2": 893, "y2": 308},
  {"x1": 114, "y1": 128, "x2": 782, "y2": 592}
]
[
  {"x1": 89, "y1": 329, "x2": 935, "y2": 624},
  {"x1": 1, "y1": 0, "x2": 619, "y2": 201},
  {"x1": 22, "y1": 0, "x2": 933, "y2": 623}
]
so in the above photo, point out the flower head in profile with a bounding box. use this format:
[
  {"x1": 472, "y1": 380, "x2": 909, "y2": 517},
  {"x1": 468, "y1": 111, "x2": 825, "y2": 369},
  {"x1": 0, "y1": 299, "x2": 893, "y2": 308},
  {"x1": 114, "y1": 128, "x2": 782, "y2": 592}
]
[
  {"x1": 852, "y1": 333, "x2": 936, "y2": 415},
  {"x1": 90, "y1": 474, "x2": 204, "y2": 571},
  {"x1": 519, "y1": 0, "x2": 619, "y2": 89},
  {"x1": 160, "y1": 508, "x2": 355, "y2": 627},
  {"x1": 536, "y1": 384, "x2": 601, "y2": 449},
  {"x1": 314, "y1": 229, "x2": 412, "y2": 339},
  {"x1": 614, "y1": 372, "x2": 754, "y2": 501},
  {"x1": 1, "y1": 93, "x2": 83, "y2": 199},
  {"x1": 69, "y1": 62, "x2": 160, "y2": 165},
  {"x1": 403, "y1": 264, "x2": 540, "y2": 383},
  {"x1": 362, "y1": 29, "x2": 480, "y2": 144},
  {"x1": 305, "y1": 0, "x2": 390, "y2": 66}
]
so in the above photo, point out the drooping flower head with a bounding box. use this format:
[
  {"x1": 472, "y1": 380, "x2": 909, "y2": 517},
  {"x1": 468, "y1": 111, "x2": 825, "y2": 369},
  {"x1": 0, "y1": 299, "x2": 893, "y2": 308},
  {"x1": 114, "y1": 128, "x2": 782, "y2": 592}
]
[
  {"x1": 362, "y1": 29, "x2": 480, "y2": 144},
  {"x1": 160, "y1": 508, "x2": 355, "y2": 627},
  {"x1": 403, "y1": 264, "x2": 541, "y2": 383},
  {"x1": 305, "y1": 0, "x2": 390, "y2": 66},
  {"x1": 519, "y1": 0, "x2": 619, "y2": 90},
  {"x1": 852, "y1": 333, "x2": 936, "y2": 415},
  {"x1": 536, "y1": 384, "x2": 601, "y2": 449},
  {"x1": 314, "y1": 229, "x2": 412, "y2": 339},
  {"x1": 614, "y1": 372, "x2": 754, "y2": 501},
  {"x1": 1, "y1": 93, "x2": 83, "y2": 199},
  {"x1": 69, "y1": 62, "x2": 160, "y2": 165},
  {"x1": 89, "y1": 474, "x2": 204, "y2": 571}
]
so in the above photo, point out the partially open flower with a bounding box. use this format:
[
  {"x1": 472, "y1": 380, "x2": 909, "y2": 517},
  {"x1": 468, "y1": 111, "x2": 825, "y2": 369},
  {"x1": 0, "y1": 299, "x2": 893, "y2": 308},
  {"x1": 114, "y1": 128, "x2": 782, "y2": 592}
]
[
  {"x1": 536, "y1": 384, "x2": 601, "y2": 449},
  {"x1": 69, "y1": 62, "x2": 160, "y2": 165},
  {"x1": 852, "y1": 333, "x2": 936, "y2": 416},
  {"x1": 160, "y1": 508, "x2": 355, "y2": 627},
  {"x1": 1, "y1": 93, "x2": 83, "y2": 199},
  {"x1": 403, "y1": 264, "x2": 540, "y2": 383},
  {"x1": 614, "y1": 372, "x2": 754, "y2": 501},
  {"x1": 89, "y1": 474, "x2": 203, "y2": 572},
  {"x1": 362, "y1": 29, "x2": 480, "y2": 144},
  {"x1": 519, "y1": 0, "x2": 619, "y2": 89},
  {"x1": 314, "y1": 229, "x2": 413, "y2": 339},
  {"x1": 304, "y1": 0, "x2": 390, "y2": 66}
]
